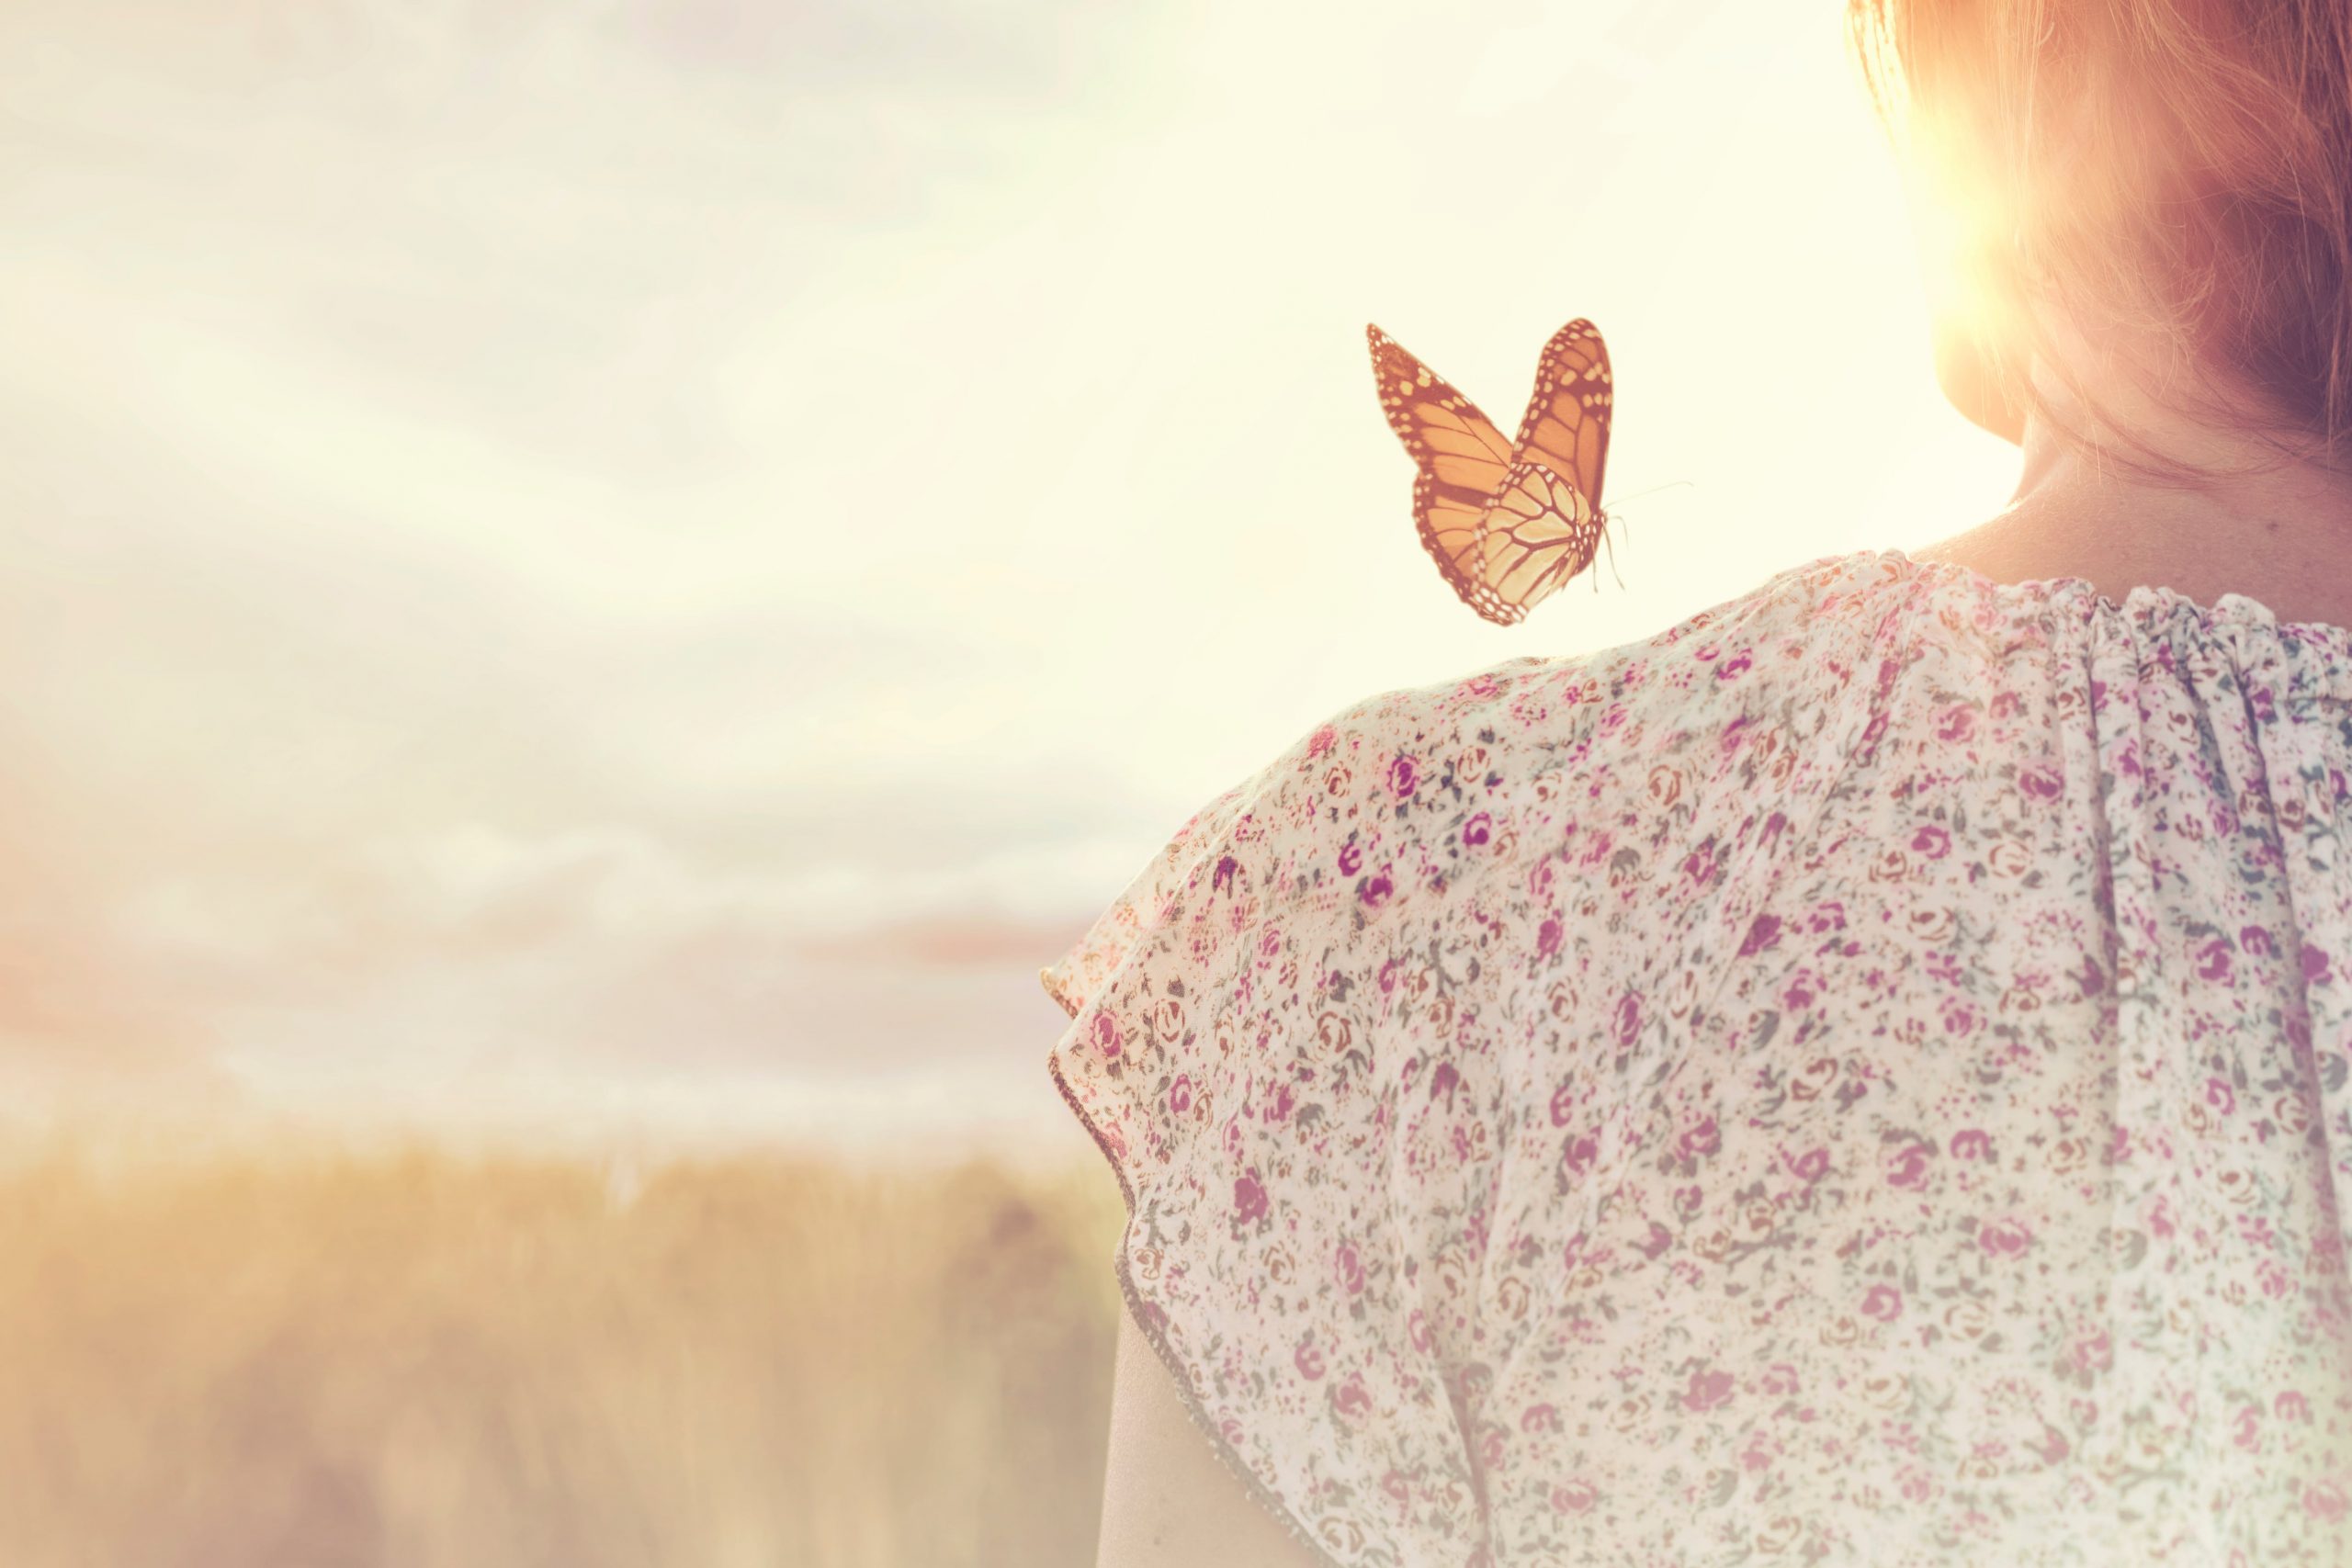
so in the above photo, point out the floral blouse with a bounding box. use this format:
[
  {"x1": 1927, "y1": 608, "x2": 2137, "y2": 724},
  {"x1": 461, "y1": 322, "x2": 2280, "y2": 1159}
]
[{"x1": 1040, "y1": 547, "x2": 2352, "y2": 1566}]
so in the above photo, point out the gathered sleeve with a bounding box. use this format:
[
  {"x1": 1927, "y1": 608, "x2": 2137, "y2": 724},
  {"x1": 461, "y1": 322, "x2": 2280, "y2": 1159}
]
[{"x1": 1041, "y1": 700, "x2": 1496, "y2": 1568}]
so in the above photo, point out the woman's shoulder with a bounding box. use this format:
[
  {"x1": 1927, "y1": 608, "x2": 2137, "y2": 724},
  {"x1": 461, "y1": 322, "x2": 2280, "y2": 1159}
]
[
  {"x1": 1307, "y1": 548, "x2": 1940, "y2": 784},
  {"x1": 1132, "y1": 549, "x2": 1952, "y2": 948}
]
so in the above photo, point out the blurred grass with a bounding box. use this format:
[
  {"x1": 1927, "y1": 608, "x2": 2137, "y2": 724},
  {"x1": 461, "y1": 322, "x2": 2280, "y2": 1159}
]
[{"x1": 0, "y1": 1138, "x2": 1127, "y2": 1568}]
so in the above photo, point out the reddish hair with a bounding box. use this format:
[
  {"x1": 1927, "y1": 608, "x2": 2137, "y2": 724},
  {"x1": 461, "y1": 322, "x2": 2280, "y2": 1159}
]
[{"x1": 1849, "y1": 0, "x2": 2352, "y2": 475}]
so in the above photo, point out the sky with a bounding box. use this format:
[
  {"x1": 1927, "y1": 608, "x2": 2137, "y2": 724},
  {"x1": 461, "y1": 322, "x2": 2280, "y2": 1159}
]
[{"x1": 0, "y1": 0, "x2": 2018, "y2": 1163}]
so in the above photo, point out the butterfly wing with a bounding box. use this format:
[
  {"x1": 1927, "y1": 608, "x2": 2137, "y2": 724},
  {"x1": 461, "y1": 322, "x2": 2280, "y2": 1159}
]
[
  {"x1": 1463, "y1": 460, "x2": 1602, "y2": 624},
  {"x1": 1367, "y1": 325, "x2": 1524, "y2": 621},
  {"x1": 1511, "y1": 319, "x2": 1612, "y2": 513}
]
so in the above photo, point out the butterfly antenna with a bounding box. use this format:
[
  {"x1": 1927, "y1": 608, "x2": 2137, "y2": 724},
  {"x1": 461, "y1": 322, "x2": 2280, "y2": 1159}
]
[{"x1": 1605, "y1": 479, "x2": 1695, "y2": 508}]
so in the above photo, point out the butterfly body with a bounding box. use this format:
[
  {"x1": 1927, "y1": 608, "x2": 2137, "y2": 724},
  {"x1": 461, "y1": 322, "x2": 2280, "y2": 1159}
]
[{"x1": 1367, "y1": 319, "x2": 1614, "y2": 625}]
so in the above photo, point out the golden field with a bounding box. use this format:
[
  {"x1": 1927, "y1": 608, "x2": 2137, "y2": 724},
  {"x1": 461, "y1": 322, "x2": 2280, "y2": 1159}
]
[{"x1": 0, "y1": 1134, "x2": 1127, "y2": 1568}]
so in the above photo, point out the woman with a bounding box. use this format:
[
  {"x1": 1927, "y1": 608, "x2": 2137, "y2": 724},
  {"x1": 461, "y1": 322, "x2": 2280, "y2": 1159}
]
[{"x1": 1042, "y1": 2, "x2": 2352, "y2": 1562}]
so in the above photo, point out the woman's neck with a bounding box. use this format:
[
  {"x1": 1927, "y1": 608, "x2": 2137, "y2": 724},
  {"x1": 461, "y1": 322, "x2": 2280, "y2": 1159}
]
[{"x1": 1913, "y1": 356, "x2": 2352, "y2": 628}]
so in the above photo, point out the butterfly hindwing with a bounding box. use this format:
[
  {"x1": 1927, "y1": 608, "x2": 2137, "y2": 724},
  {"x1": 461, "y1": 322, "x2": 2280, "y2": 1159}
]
[
  {"x1": 1368, "y1": 319, "x2": 1612, "y2": 625},
  {"x1": 1476, "y1": 460, "x2": 1602, "y2": 621}
]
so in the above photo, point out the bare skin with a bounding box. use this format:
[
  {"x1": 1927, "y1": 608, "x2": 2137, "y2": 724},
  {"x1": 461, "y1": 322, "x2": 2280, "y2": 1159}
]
[
  {"x1": 1908, "y1": 324, "x2": 2352, "y2": 628},
  {"x1": 1094, "y1": 1309, "x2": 1324, "y2": 1568}
]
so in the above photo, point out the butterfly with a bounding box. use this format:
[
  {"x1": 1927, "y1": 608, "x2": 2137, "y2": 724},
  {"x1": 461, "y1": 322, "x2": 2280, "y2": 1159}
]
[{"x1": 1367, "y1": 319, "x2": 1613, "y2": 626}]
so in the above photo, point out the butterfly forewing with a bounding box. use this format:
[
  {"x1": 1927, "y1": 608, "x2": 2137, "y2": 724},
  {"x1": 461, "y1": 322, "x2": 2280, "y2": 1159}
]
[
  {"x1": 1512, "y1": 318, "x2": 1612, "y2": 513},
  {"x1": 1368, "y1": 327, "x2": 1513, "y2": 495}
]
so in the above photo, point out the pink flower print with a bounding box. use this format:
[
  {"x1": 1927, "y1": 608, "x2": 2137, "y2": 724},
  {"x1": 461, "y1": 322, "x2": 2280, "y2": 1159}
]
[
  {"x1": 1886, "y1": 1140, "x2": 1935, "y2": 1189},
  {"x1": 1212, "y1": 853, "x2": 1239, "y2": 894},
  {"x1": 1950, "y1": 1128, "x2": 1994, "y2": 1162},
  {"x1": 1787, "y1": 1146, "x2": 1830, "y2": 1184},
  {"x1": 2195, "y1": 938, "x2": 2234, "y2": 984},
  {"x1": 1386, "y1": 753, "x2": 1420, "y2": 798},
  {"x1": 1478, "y1": 1427, "x2": 1508, "y2": 1472},
  {"x1": 1936, "y1": 705, "x2": 1975, "y2": 743},
  {"x1": 2303, "y1": 1482, "x2": 2346, "y2": 1523},
  {"x1": 1306, "y1": 723, "x2": 1338, "y2": 760},
  {"x1": 1294, "y1": 1337, "x2": 1326, "y2": 1381},
  {"x1": 2233, "y1": 1404, "x2": 2263, "y2": 1452},
  {"x1": 1681, "y1": 1116, "x2": 1721, "y2": 1160},
  {"x1": 1091, "y1": 1010, "x2": 1124, "y2": 1060},
  {"x1": 2020, "y1": 765, "x2": 2063, "y2": 799},
  {"x1": 2075, "y1": 953, "x2": 2106, "y2": 996},
  {"x1": 1760, "y1": 1363, "x2": 1799, "y2": 1395},
  {"x1": 2072, "y1": 1330, "x2": 2111, "y2": 1375},
  {"x1": 2303, "y1": 942, "x2": 2334, "y2": 985},
  {"x1": 1537, "y1": 918, "x2": 1564, "y2": 957},
  {"x1": 1635, "y1": 1220, "x2": 1673, "y2": 1259},
  {"x1": 1806, "y1": 900, "x2": 1848, "y2": 933},
  {"x1": 1681, "y1": 1368, "x2": 1736, "y2": 1413},
  {"x1": 1358, "y1": 870, "x2": 1394, "y2": 908},
  {"x1": 1463, "y1": 812, "x2": 1492, "y2": 847},
  {"x1": 1613, "y1": 991, "x2": 1644, "y2": 1046},
  {"x1": 1860, "y1": 1285, "x2": 1904, "y2": 1322},
  {"x1": 1234, "y1": 1173, "x2": 1269, "y2": 1226},
  {"x1": 1168, "y1": 1075, "x2": 1193, "y2": 1115},
  {"x1": 1266, "y1": 1081, "x2": 1296, "y2": 1123},
  {"x1": 1381, "y1": 1469, "x2": 1410, "y2": 1505},
  {"x1": 1912, "y1": 823, "x2": 1951, "y2": 859},
  {"x1": 2207, "y1": 1077, "x2": 2236, "y2": 1116},
  {"x1": 1551, "y1": 1481, "x2": 1598, "y2": 1514},
  {"x1": 1738, "y1": 913, "x2": 1783, "y2": 957},
  {"x1": 1991, "y1": 690, "x2": 2020, "y2": 719},
  {"x1": 2278, "y1": 1390, "x2": 2312, "y2": 1423},
  {"x1": 1682, "y1": 843, "x2": 1719, "y2": 887},
  {"x1": 1521, "y1": 1403, "x2": 1561, "y2": 1434},
  {"x1": 1715, "y1": 651, "x2": 1752, "y2": 681},
  {"x1": 1978, "y1": 1216, "x2": 2034, "y2": 1257},
  {"x1": 1338, "y1": 840, "x2": 1363, "y2": 876},
  {"x1": 1378, "y1": 957, "x2": 1402, "y2": 994},
  {"x1": 1333, "y1": 1377, "x2": 1373, "y2": 1421},
  {"x1": 2241, "y1": 923, "x2": 2277, "y2": 958},
  {"x1": 1336, "y1": 1243, "x2": 1365, "y2": 1296},
  {"x1": 1550, "y1": 1080, "x2": 1577, "y2": 1126},
  {"x1": 1562, "y1": 1133, "x2": 1600, "y2": 1178}
]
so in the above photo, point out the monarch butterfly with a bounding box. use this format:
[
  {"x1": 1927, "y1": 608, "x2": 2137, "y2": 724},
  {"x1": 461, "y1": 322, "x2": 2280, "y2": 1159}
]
[{"x1": 1367, "y1": 319, "x2": 1613, "y2": 626}]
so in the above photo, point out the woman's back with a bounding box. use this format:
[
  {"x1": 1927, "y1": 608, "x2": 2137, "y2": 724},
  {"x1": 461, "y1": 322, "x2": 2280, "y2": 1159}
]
[{"x1": 1045, "y1": 546, "x2": 2352, "y2": 1563}]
